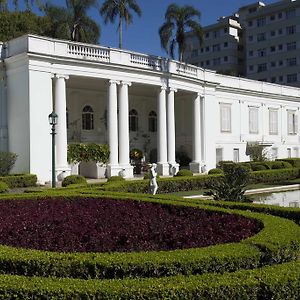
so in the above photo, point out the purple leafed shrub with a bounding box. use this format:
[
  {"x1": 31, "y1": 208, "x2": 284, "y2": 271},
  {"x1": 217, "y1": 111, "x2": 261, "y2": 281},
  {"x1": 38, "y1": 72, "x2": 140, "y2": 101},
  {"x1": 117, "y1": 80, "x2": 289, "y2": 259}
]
[{"x1": 0, "y1": 198, "x2": 261, "y2": 253}]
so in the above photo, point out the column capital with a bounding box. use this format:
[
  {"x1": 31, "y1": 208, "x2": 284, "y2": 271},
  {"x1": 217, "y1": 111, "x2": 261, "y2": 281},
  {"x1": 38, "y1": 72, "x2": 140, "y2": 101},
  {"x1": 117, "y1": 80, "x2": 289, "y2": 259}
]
[
  {"x1": 168, "y1": 87, "x2": 177, "y2": 93},
  {"x1": 195, "y1": 92, "x2": 204, "y2": 98},
  {"x1": 54, "y1": 74, "x2": 69, "y2": 80},
  {"x1": 159, "y1": 84, "x2": 167, "y2": 92},
  {"x1": 120, "y1": 81, "x2": 132, "y2": 87},
  {"x1": 109, "y1": 79, "x2": 120, "y2": 85}
]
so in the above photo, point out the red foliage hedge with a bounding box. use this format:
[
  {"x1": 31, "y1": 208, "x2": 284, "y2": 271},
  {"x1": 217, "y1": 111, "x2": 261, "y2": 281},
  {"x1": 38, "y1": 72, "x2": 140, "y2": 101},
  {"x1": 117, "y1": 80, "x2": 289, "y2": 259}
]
[{"x1": 0, "y1": 197, "x2": 261, "y2": 253}]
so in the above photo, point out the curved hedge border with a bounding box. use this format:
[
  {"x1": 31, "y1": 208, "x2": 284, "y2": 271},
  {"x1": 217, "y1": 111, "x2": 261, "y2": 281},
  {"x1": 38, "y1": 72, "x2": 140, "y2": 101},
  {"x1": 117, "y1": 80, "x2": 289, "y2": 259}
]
[
  {"x1": 0, "y1": 194, "x2": 299, "y2": 280},
  {"x1": 0, "y1": 259, "x2": 300, "y2": 299}
]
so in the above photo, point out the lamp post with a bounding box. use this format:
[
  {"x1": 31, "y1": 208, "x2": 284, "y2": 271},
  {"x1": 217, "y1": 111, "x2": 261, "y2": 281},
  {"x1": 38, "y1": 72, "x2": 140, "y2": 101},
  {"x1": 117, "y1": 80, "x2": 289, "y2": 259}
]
[{"x1": 48, "y1": 111, "x2": 58, "y2": 188}]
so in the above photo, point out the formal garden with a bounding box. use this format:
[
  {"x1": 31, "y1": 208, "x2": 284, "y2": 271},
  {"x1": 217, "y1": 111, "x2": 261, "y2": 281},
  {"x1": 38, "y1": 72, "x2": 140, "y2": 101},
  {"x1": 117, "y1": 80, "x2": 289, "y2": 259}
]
[{"x1": 1, "y1": 150, "x2": 300, "y2": 298}]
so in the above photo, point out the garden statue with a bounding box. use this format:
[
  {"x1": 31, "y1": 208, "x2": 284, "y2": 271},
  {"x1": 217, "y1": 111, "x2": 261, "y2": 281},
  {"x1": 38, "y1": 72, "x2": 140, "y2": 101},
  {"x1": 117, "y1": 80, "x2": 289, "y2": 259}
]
[{"x1": 149, "y1": 163, "x2": 158, "y2": 195}]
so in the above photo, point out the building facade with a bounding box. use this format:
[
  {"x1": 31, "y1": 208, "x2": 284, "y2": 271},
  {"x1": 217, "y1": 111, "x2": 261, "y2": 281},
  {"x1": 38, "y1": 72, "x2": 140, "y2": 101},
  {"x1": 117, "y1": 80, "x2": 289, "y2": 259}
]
[
  {"x1": 185, "y1": 0, "x2": 300, "y2": 87},
  {"x1": 1, "y1": 35, "x2": 300, "y2": 184}
]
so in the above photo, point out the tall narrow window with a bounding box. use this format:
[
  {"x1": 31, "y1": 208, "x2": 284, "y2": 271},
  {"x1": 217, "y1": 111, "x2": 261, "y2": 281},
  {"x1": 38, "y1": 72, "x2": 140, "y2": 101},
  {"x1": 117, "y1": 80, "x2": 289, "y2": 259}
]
[
  {"x1": 216, "y1": 148, "x2": 223, "y2": 165},
  {"x1": 129, "y1": 109, "x2": 138, "y2": 132},
  {"x1": 148, "y1": 111, "x2": 157, "y2": 132},
  {"x1": 269, "y1": 109, "x2": 278, "y2": 135},
  {"x1": 249, "y1": 107, "x2": 259, "y2": 134},
  {"x1": 287, "y1": 148, "x2": 292, "y2": 158},
  {"x1": 287, "y1": 110, "x2": 298, "y2": 134},
  {"x1": 220, "y1": 103, "x2": 231, "y2": 132},
  {"x1": 233, "y1": 149, "x2": 239, "y2": 163},
  {"x1": 82, "y1": 105, "x2": 94, "y2": 130}
]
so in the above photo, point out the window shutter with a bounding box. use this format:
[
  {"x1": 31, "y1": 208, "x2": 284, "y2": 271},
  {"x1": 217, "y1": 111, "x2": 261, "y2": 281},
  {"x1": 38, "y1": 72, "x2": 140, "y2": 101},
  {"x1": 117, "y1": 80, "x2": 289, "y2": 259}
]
[
  {"x1": 220, "y1": 104, "x2": 231, "y2": 132},
  {"x1": 249, "y1": 107, "x2": 258, "y2": 133}
]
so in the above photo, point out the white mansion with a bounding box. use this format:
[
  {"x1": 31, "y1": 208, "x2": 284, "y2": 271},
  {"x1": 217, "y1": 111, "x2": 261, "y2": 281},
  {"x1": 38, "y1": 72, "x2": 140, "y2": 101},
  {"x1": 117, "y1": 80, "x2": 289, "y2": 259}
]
[{"x1": 1, "y1": 35, "x2": 300, "y2": 183}]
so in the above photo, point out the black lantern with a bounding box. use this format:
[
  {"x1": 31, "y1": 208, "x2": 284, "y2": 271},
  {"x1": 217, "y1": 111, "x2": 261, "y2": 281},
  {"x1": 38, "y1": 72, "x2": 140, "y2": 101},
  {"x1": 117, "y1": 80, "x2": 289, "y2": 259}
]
[{"x1": 48, "y1": 111, "x2": 58, "y2": 188}]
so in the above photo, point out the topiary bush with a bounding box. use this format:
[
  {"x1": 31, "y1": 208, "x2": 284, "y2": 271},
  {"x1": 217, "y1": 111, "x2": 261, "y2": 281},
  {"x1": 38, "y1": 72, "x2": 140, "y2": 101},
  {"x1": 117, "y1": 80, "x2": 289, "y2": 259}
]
[
  {"x1": 0, "y1": 181, "x2": 9, "y2": 193},
  {"x1": 62, "y1": 175, "x2": 87, "y2": 187},
  {"x1": 208, "y1": 168, "x2": 224, "y2": 175},
  {"x1": 0, "y1": 151, "x2": 17, "y2": 176},
  {"x1": 276, "y1": 158, "x2": 300, "y2": 168},
  {"x1": 175, "y1": 169, "x2": 193, "y2": 177},
  {"x1": 0, "y1": 174, "x2": 37, "y2": 188},
  {"x1": 267, "y1": 161, "x2": 293, "y2": 170},
  {"x1": 107, "y1": 176, "x2": 125, "y2": 183}
]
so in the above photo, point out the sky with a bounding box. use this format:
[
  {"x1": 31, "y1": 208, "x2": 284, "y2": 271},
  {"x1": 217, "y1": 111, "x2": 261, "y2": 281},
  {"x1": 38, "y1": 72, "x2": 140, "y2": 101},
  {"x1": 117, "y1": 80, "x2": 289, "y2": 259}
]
[{"x1": 54, "y1": 0, "x2": 279, "y2": 56}]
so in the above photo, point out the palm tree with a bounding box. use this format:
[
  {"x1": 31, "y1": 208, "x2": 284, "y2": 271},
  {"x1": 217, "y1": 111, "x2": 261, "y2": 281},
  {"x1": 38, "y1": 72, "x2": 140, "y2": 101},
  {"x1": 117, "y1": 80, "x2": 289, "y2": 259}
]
[
  {"x1": 44, "y1": 0, "x2": 100, "y2": 44},
  {"x1": 100, "y1": 0, "x2": 141, "y2": 49},
  {"x1": 159, "y1": 4, "x2": 203, "y2": 62}
]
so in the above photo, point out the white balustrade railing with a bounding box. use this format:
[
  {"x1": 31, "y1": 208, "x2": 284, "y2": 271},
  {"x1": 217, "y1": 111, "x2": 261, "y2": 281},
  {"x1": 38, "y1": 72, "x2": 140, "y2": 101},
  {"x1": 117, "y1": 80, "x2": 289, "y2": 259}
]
[
  {"x1": 67, "y1": 44, "x2": 110, "y2": 62},
  {"x1": 176, "y1": 63, "x2": 198, "y2": 77},
  {"x1": 130, "y1": 54, "x2": 162, "y2": 70}
]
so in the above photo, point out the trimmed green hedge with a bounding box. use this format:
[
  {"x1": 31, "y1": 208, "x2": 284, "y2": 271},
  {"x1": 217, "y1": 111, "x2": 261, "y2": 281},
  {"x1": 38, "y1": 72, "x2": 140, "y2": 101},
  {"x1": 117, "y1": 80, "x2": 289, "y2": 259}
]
[
  {"x1": 250, "y1": 168, "x2": 299, "y2": 184},
  {"x1": 0, "y1": 259, "x2": 300, "y2": 299},
  {"x1": 0, "y1": 194, "x2": 299, "y2": 280},
  {"x1": 0, "y1": 174, "x2": 37, "y2": 188},
  {"x1": 277, "y1": 158, "x2": 300, "y2": 168}
]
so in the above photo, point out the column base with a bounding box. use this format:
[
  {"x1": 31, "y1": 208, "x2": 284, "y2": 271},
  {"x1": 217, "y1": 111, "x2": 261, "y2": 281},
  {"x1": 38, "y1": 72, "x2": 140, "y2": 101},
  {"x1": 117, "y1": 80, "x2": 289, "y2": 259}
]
[
  {"x1": 189, "y1": 162, "x2": 202, "y2": 174},
  {"x1": 169, "y1": 163, "x2": 179, "y2": 176},
  {"x1": 157, "y1": 162, "x2": 170, "y2": 176},
  {"x1": 56, "y1": 167, "x2": 71, "y2": 181},
  {"x1": 107, "y1": 164, "x2": 122, "y2": 178},
  {"x1": 118, "y1": 164, "x2": 134, "y2": 179}
]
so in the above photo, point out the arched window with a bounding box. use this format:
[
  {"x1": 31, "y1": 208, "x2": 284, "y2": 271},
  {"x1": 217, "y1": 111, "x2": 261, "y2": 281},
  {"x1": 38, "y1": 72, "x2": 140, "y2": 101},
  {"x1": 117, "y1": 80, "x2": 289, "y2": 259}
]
[
  {"x1": 148, "y1": 111, "x2": 157, "y2": 132},
  {"x1": 82, "y1": 105, "x2": 94, "y2": 130},
  {"x1": 129, "y1": 109, "x2": 138, "y2": 132}
]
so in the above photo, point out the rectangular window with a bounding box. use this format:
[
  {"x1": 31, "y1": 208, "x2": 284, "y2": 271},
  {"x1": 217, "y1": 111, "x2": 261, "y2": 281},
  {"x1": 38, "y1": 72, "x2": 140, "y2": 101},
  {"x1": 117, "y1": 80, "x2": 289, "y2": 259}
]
[
  {"x1": 257, "y1": 17, "x2": 266, "y2": 27},
  {"x1": 206, "y1": 60, "x2": 210, "y2": 66},
  {"x1": 270, "y1": 15, "x2": 275, "y2": 21},
  {"x1": 220, "y1": 103, "x2": 231, "y2": 132},
  {"x1": 248, "y1": 35, "x2": 253, "y2": 42},
  {"x1": 213, "y1": 58, "x2": 221, "y2": 66},
  {"x1": 224, "y1": 42, "x2": 228, "y2": 48},
  {"x1": 258, "y1": 63, "x2": 267, "y2": 73},
  {"x1": 233, "y1": 149, "x2": 239, "y2": 163},
  {"x1": 224, "y1": 56, "x2": 228, "y2": 62},
  {"x1": 287, "y1": 110, "x2": 298, "y2": 134},
  {"x1": 270, "y1": 30, "x2": 276, "y2": 37},
  {"x1": 286, "y1": 9, "x2": 296, "y2": 19},
  {"x1": 278, "y1": 44, "x2": 283, "y2": 51},
  {"x1": 272, "y1": 148, "x2": 278, "y2": 160},
  {"x1": 287, "y1": 73, "x2": 297, "y2": 83},
  {"x1": 288, "y1": 148, "x2": 292, "y2": 158},
  {"x1": 287, "y1": 42, "x2": 296, "y2": 51},
  {"x1": 269, "y1": 109, "x2": 278, "y2": 135},
  {"x1": 249, "y1": 50, "x2": 253, "y2": 56},
  {"x1": 286, "y1": 25, "x2": 296, "y2": 35},
  {"x1": 287, "y1": 57, "x2": 297, "y2": 66},
  {"x1": 270, "y1": 61, "x2": 276, "y2": 68},
  {"x1": 294, "y1": 147, "x2": 299, "y2": 158},
  {"x1": 216, "y1": 148, "x2": 223, "y2": 165},
  {"x1": 205, "y1": 46, "x2": 210, "y2": 52},
  {"x1": 249, "y1": 107, "x2": 259, "y2": 134},
  {"x1": 258, "y1": 48, "x2": 266, "y2": 57},
  {"x1": 213, "y1": 30, "x2": 220, "y2": 38},
  {"x1": 212, "y1": 44, "x2": 220, "y2": 52},
  {"x1": 257, "y1": 33, "x2": 266, "y2": 42}
]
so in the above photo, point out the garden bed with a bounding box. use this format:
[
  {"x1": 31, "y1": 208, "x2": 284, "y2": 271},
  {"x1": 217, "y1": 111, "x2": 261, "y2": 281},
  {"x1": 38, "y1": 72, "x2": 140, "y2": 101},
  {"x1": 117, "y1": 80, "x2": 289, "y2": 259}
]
[{"x1": 0, "y1": 197, "x2": 260, "y2": 253}]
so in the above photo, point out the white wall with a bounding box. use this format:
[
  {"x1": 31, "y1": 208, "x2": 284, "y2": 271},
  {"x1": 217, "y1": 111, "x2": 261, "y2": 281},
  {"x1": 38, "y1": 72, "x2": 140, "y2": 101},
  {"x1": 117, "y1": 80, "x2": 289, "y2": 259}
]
[{"x1": 28, "y1": 69, "x2": 53, "y2": 183}]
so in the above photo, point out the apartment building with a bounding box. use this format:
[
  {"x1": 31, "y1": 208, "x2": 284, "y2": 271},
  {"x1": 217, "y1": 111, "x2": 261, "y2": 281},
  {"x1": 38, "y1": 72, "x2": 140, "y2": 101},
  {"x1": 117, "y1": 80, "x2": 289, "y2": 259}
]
[
  {"x1": 184, "y1": 15, "x2": 243, "y2": 76},
  {"x1": 185, "y1": 0, "x2": 300, "y2": 87}
]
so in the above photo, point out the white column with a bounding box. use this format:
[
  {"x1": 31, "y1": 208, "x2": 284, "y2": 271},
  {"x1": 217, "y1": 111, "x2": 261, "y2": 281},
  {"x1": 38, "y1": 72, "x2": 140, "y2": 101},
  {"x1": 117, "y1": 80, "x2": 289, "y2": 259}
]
[
  {"x1": 167, "y1": 87, "x2": 179, "y2": 175},
  {"x1": 54, "y1": 74, "x2": 71, "y2": 180},
  {"x1": 118, "y1": 81, "x2": 133, "y2": 178},
  {"x1": 107, "y1": 80, "x2": 121, "y2": 177},
  {"x1": 190, "y1": 93, "x2": 202, "y2": 173},
  {"x1": 157, "y1": 86, "x2": 169, "y2": 175}
]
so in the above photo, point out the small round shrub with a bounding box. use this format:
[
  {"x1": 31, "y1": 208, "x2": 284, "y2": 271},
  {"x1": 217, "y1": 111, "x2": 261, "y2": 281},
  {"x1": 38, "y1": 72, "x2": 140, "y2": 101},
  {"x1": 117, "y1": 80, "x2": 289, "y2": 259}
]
[
  {"x1": 238, "y1": 163, "x2": 252, "y2": 171},
  {"x1": 208, "y1": 168, "x2": 224, "y2": 175},
  {"x1": 107, "y1": 176, "x2": 125, "y2": 183},
  {"x1": 269, "y1": 161, "x2": 293, "y2": 170},
  {"x1": 62, "y1": 175, "x2": 87, "y2": 187},
  {"x1": 175, "y1": 169, "x2": 193, "y2": 177},
  {"x1": 252, "y1": 164, "x2": 267, "y2": 171},
  {"x1": 0, "y1": 181, "x2": 9, "y2": 193}
]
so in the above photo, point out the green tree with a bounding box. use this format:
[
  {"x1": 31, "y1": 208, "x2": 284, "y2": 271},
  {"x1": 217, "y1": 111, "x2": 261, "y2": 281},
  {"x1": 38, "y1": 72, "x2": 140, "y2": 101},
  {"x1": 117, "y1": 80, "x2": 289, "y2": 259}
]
[
  {"x1": 100, "y1": 0, "x2": 142, "y2": 49},
  {"x1": 159, "y1": 4, "x2": 203, "y2": 62},
  {"x1": 44, "y1": 0, "x2": 100, "y2": 44},
  {"x1": 0, "y1": 11, "x2": 52, "y2": 41}
]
